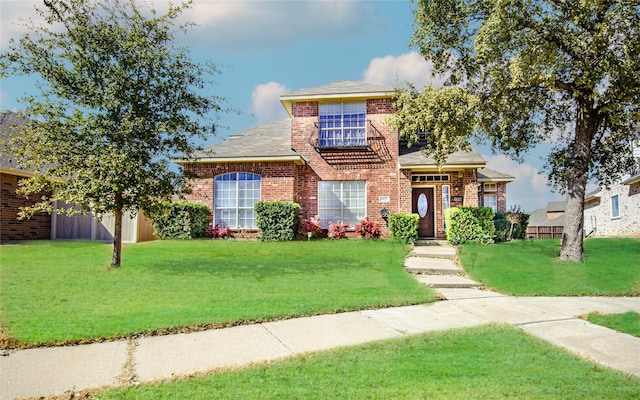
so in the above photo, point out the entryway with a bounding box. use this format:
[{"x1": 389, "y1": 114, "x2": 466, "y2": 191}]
[{"x1": 412, "y1": 187, "x2": 434, "y2": 238}]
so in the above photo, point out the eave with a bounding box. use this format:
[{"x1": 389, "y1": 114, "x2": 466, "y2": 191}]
[
  {"x1": 0, "y1": 167, "x2": 35, "y2": 178},
  {"x1": 399, "y1": 162, "x2": 486, "y2": 171},
  {"x1": 280, "y1": 92, "x2": 393, "y2": 117},
  {"x1": 622, "y1": 174, "x2": 640, "y2": 185},
  {"x1": 175, "y1": 155, "x2": 307, "y2": 166}
]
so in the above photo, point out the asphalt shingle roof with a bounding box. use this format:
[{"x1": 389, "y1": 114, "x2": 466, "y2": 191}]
[
  {"x1": 185, "y1": 119, "x2": 304, "y2": 162},
  {"x1": 281, "y1": 81, "x2": 395, "y2": 99},
  {"x1": 398, "y1": 142, "x2": 486, "y2": 168},
  {"x1": 477, "y1": 167, "x2": 515, "y2": 182},
  {"x1": 0, "y1": 110, "x2": 31, "y2": 174}
]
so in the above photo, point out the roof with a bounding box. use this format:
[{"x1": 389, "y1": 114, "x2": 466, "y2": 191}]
[
  {"x1": 546, "y1": 201, "x2": 566, "y2": 213},
  {"x1": 280, "y1": 80, "x2": 395, "y2": 116},
  {"x1": 0, "y1": 110, "x2": 34, "y2": 177},
  {"x1": 477, "y1": 168, "x2": 515, "y2": 182},
  {"x1": 398, "y1": 142, "x2": 486, "y2": 170},
  {"x1": 177, "y1": 119, "x2": 306, "y2": 165},
  {"x1": 622, "y1": 173, "x2": 640, "y2": 185},
  {"x1": 528, "y1": 207, "x2": 566, "y2": 227}
]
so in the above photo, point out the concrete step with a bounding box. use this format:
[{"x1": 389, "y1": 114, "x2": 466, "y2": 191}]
[
  {"x1": 413, "y1": 274, "x2": 482, "y2": 289},
  {"x1": 415, "y1": 239, "x2": 450, "y2": 246},
  {"x1": 410, "y1": 245, "x2": 456, "y2": 259},
  {"x1": 404, "y1": 257, "x2": 463, "y2": 275}
]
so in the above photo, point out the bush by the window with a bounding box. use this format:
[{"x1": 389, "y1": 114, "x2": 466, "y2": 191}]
[
  {"x1": 300, "y1": 215, "x2": 323, "y2": 238},
  {"x1": 388, "y1": 213, "x2": 419, "y2": 244},
  {"x1": 328, "y1": 221, "x2": 349, "y2": 239},
  {"x1": 444, "y1": 207, "x2": 495, "y2": 245},
  {"x1": 212, "y1": 224, "x2": 233, "y2": 239},
  {"x1": 354, "y1": 217, "x2": 382, "y2": 239},
  {"x1": 148, "y1": 201, "x2": 211, "y2": 239},
  {"x1": 254, "y1": 201, "x2": 300, "y2": 241}
]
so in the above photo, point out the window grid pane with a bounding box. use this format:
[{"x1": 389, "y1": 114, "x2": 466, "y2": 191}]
[
  {"x1": 318, "y1": 181, "x2": 366, "y2": 228},
  {"x1": 214, "y1": 173, "x2": 260, "y2": 228},
  {"x1": 319, "y1": 102, "x2": 366, "y2": 147}
]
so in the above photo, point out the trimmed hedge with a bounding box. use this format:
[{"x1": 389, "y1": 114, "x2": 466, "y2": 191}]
[
  {"x1": 388, "y1": 213, "x2": 419, "y2": 244},
  {"x1": 444, "y1": 207, "x2": 495, "y2": 245},
  {"x1": 148, "y1": 201, "x2": 211, "y2": 239},
  {"x1": 254, "y1": 201, "x2": 300, "y2": 241}
]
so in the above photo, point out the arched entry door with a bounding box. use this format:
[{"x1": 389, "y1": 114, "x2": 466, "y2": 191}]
[{"x1": 412, "y1": 188, "x2": 434, "y2": 237}]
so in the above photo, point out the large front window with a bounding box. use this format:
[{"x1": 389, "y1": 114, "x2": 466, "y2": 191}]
[
  {"x1": 319, "y1": 102, "x2": 366, "y2": 147},
  {"x1": 318, "y1": 181, "x2": 366, "y2": 228},
  {"x1": 214, "y1": 172, "x2": 260, "y2": 228}
]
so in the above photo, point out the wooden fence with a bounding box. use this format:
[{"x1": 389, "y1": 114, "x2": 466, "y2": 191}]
[{"x1": 526, "y1": 225, "x2": 564, "y2": 239}]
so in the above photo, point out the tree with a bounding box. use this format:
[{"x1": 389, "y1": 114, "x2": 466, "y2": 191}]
[
  {"x1": 1, "y1": 0, "x2": 223, "y2": 267},
  {"x1": 392, "y1": 0, "x2": 640, "y2": 261}
]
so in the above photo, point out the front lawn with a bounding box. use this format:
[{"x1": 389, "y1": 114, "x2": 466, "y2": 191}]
[
  {"x1": 0, "y1": 240, "x2": 434, "y2": 347},
  {"x1": 583, "y1": 312, "x2": 640, "y2": 337},
  {"x1": 458, "y1": 238, "x2": 640, "y2": 296},
  {"x1": 97, "y1": 324, "x2": 640, "y2": 399}
]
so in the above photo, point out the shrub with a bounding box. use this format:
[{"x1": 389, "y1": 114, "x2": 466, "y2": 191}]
[
  {"x1": 444, "y1": 207, "x2": 495, "y2": 245},
  {"x1": 328, "y1": 221, "x2": 349, "y2": 239},
  {"x1": 388, "y1": 213, "x2": 419, "y2": 244},
  {"x1": 300, "y1": 215, "x2": 323, "y2": 238},
  {"x1": 355, "y1": 217, "x2": 382, "y2": 239},
  {"x1": 148, "y1": 201, "x2": 211, "y2": 239},
  {"x1": 493, "y1": 219, "x2": 512, "y2": 242},
  {"x1": 254, "y1": 201, "x2": 300, "y2": 241},
  {"x1": 212, "y1": 224, "x2": 233, "y2": 239}
]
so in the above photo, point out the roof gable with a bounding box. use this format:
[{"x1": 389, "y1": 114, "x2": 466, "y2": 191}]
[{"x1": 280, "y1": 80, "x2": 396, "y2": 116}]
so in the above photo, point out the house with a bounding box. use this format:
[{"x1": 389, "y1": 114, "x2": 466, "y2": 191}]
[
  {"x1": 527, "y1": 201, "x2": 565, "y2": 239},
  {"x1": 0, "y1": 110, "x2": 155, "y2": 243},
  {"x1": 1, "y1": 110, "x2": 52, "y2": 241},
  {"x1": 178, "y1": 81, "x2": 514, "y2": 239},
  {"x1": 583, "y1": 143, "x2": 640, "y2": 237}
]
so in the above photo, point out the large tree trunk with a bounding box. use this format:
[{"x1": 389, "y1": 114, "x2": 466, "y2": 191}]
[
  {"x1": 559, "y1": 98, "x2": 597, "y2": 261},
  {"x1": 111, "y1": 207, "x2": 123, "y2": 267}
]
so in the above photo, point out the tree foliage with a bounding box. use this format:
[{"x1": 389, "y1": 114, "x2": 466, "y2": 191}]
[
  {"x1": 1, "y1": 0, "x2": 223, "y2": 266},
  {"x1": 392, "y1": 0, "x2": 640, "y2": 260}
]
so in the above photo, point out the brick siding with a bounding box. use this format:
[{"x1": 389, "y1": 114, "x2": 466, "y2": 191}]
[{"x1": 1, "y1": 172, "x2": 51, "y2": 241}]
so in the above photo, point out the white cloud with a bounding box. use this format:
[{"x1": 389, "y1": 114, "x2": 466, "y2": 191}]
[
  {"x1": 2, "y1": 1, "x2": 385, "y2": 52},
  {"x1": 180, "y1": 1, "x2": 386, "y2": 51},
  {"x1": 362, "y1": 52, "x2": 447, "y2": 89},
  {"x1": 483, "y1": 154, "x2": 564, "y2": 212},
  {"x1": 251, "y1": 81, "x2": 289, "y2": 123}
]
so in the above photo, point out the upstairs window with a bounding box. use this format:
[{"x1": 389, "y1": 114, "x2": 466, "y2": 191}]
[
  {"x1": 214, "y1": 173, "x2": 261, "y2": 229},
  {"x1": 319, "y1": 102, "x2": 366, "y2": 147},
  {"x1": 483, "y1": 183, "x2": 497, "y2": 192}
]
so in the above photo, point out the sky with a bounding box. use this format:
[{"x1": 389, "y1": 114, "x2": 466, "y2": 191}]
[{"x1": 0, "y1": 0, "x2": 567, "y2": 212}]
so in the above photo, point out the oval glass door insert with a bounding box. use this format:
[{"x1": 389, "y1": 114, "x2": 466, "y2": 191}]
[{"x1": 417, "y1": 193, "x2": 428, "y2": 218}]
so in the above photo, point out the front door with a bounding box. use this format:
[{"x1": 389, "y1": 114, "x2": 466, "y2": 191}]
[{"x1": 412, "y1": 188, "x2": 434, "y2": 237}]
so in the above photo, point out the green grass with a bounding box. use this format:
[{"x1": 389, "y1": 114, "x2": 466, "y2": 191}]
[
  {"x1": 458, "y1": 238, "x2": 640, "y2": 296},
  {"x1": 585, "y1": 312, "x2": 640, "y2": 337},
  {"x1": 96, "y1": 324, "x2": 640, "y2": 399},
  {"x1": 0, "y1": 239, "x2": 434, "y2": 347}
]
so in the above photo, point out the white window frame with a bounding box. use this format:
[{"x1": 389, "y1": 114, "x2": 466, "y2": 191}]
[
  {"x1": 214, "y1": 172, "x2": 261, "y2": 229},
  {"x1": 484, "y1": 193, "x2": 497, "y2": 212},
  {"x1": 483, "y1": 183, "x2": 497, "y2": 192},
  {"x1": 318, "y1": 181, "x2": 366, "y2": 228},
  {"x1": 318, "y1": 102, "x2": 367, "y2": 147},
  {"x1": 611, "y1": 194, "x2": 620, "y2": 219}
]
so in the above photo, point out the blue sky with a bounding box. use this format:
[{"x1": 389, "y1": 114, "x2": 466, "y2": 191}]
[{"x1": 0, "y1": 0, "x2": 566, "y2": 212}]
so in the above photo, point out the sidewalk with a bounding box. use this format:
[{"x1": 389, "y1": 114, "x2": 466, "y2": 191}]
[{"x1": 2, "y1": 248, "x2": 640, "y2": 399}]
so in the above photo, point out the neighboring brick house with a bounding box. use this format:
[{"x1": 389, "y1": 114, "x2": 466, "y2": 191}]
[
  {"x1": 1, "y1": 110, "x2": 52, "y2": 241},
  {"x1": 179, "y1": 81, "x2": 514, "y2": 239},
  {"x1": 1, "y1": 110, "x2": 155, "y2": 243},
  {"x1": 584, "y1": 143, "x2": 640, "y2": 237}
]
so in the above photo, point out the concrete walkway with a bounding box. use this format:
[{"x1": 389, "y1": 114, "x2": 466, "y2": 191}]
[{"x1": 2, "y1": 246, "x2": 640, "y2": 399}]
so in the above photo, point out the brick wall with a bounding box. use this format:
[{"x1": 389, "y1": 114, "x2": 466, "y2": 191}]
[
  {"x1": 584, "y1": 182, "x2": 640, "y2": 236},
  {"x1": 1, "y1": 172, "x2": 51, "y2": 241},
  {"x1": 291, "y1": 99, "x2": 398, "y2": 235},
  {"x1": 183, "y1": 162, "x2": 298, "y2": 235}
]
